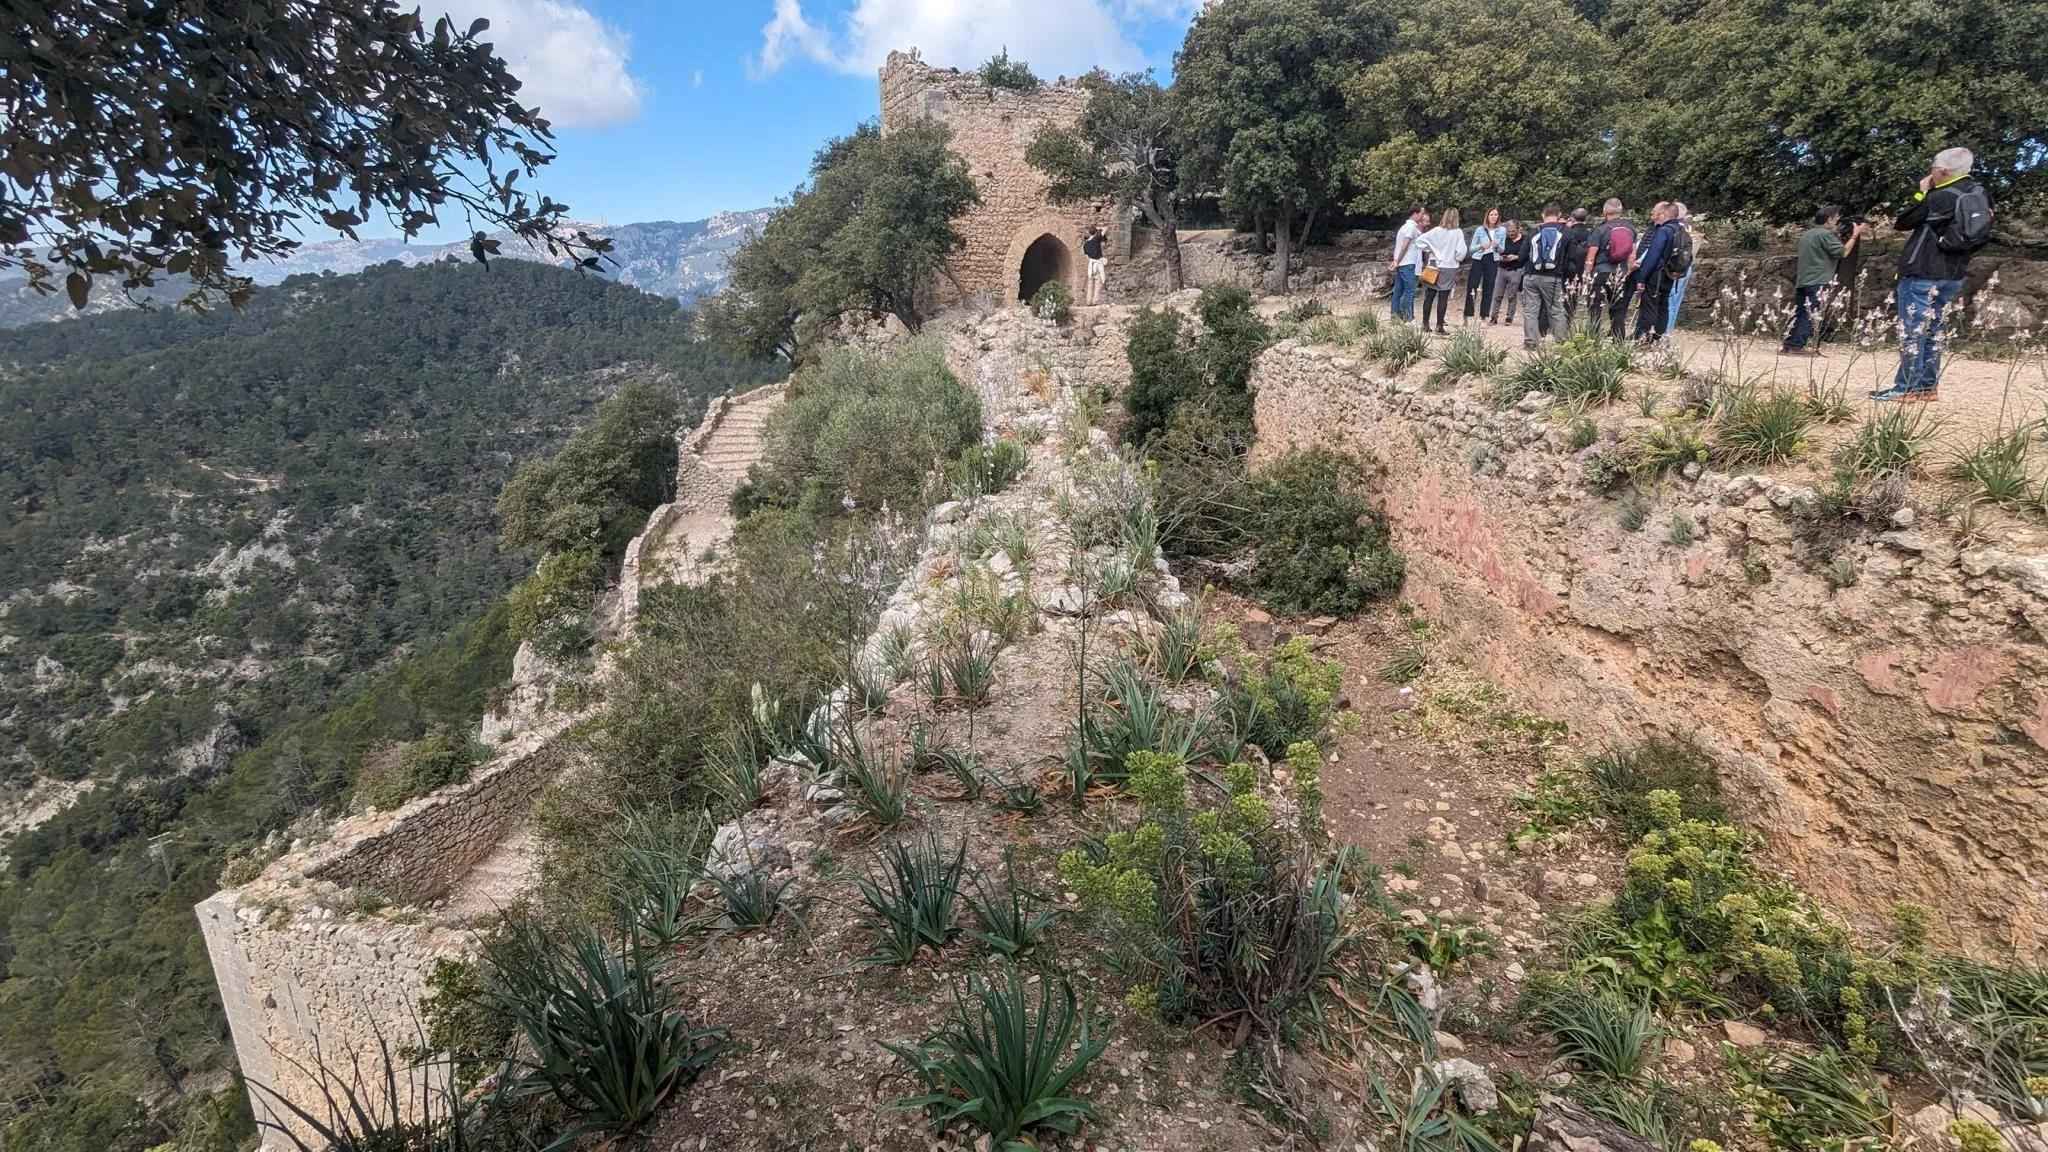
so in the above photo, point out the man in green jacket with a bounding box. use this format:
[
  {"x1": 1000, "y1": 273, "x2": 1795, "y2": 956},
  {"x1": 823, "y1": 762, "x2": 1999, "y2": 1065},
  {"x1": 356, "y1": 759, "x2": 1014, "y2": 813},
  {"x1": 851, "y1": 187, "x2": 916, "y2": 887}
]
[{"x1": 1782, "y1": 205, "x2": 1863, "y2": 355}]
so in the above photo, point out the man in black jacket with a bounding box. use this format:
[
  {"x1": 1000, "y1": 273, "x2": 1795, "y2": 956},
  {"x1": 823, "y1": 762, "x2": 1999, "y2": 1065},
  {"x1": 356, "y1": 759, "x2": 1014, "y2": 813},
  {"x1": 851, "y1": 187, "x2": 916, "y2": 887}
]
[{"x1": 1878, "y1": 147, "x2": 1991, "y2": 402}]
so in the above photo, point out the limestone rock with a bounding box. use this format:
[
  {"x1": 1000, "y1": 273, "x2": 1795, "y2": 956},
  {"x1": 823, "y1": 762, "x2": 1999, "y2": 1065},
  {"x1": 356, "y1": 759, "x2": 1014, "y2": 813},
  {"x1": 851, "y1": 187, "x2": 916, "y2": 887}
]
[
  {"x1": 1660, "y1": 1037, "x2": 1696, "y2": 1067},
  {"x1": 1242, "y1": 607, "x2": 1275, "y2": 650},
  {"x1": 1429, "y1": 1058, "x2": 1498, "y2": 1114},
  {"x1": 1721, "y1": 1019, "x2": 1768, "y2": 1048},
  {"x1": 1433, "y1": 1031, "x2": 1466, "y2": 1055}
]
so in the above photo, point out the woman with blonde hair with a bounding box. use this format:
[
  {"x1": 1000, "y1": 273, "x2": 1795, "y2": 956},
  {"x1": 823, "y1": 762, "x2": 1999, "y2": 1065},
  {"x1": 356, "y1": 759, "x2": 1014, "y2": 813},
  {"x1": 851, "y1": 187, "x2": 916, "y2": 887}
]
[{"x1": 1416, "y1": 206, "x2": 1468, "y2": 335}]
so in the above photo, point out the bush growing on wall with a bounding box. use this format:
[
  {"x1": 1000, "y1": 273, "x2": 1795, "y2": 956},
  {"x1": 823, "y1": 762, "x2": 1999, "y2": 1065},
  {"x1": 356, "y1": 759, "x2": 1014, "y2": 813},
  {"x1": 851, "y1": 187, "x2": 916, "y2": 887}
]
[
  {"x1": 1123, "y1": 287, "x2": 1271, "y2": 446},
  {"x1": 505, "y1": 547, "x2": 602, "y2": 661},
  {"x1": 497, "y1": 377, "x2": 680, "y2": 559},
  {"x1": 747, "y1": 339, "x2": 982, "y2": 518}
]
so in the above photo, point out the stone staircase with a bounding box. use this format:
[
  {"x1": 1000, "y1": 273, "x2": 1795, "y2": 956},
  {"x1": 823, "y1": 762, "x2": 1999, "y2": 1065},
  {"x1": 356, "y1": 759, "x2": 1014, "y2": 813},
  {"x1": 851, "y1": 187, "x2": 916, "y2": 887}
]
[{"x1": 643, "y1": 384, "x2": 785, "y2": 588}]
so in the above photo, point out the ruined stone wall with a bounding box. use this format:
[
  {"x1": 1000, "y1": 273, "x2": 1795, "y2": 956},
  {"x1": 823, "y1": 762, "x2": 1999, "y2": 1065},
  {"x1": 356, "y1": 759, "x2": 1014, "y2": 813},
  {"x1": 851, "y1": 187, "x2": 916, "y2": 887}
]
[
  {"x1": 302, "y1": 735, "x2": 570, "y2": 905},
  {"x1": 1249, "y1": 343, "x2": 2048, "y2": 956},
  {"x1": 879, "y1": 51, "x2": 1118, "y2": 304}
]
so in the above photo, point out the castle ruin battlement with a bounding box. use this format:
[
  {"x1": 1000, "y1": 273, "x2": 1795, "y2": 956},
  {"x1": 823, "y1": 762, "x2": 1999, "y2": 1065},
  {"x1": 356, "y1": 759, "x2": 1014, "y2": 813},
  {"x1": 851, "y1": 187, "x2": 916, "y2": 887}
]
[{"x1": 879, "y1": 50, "x2": 1124, "y2": 306}]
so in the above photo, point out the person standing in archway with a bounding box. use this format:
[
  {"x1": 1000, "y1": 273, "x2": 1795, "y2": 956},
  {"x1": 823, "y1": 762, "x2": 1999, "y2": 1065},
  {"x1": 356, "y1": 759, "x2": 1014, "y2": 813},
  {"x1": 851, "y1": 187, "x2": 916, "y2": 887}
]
[{"x1": 1084, "y1": 224, "x2": 1108, "y2": 305}]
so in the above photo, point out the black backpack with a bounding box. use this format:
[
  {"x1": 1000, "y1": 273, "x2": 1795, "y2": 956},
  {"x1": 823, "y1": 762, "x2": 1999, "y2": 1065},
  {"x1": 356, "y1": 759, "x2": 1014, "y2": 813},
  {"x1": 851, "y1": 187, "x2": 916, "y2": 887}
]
[
  {"x1": 1531, "y1": 224, "x2": 1565, "y2": 272},
  {"x1": 1663, "y1": 223, "x2": 1694, "y2": 277},
  {"x1": 1937, "y1": 184, "x2": 1993, "y2": 253}
]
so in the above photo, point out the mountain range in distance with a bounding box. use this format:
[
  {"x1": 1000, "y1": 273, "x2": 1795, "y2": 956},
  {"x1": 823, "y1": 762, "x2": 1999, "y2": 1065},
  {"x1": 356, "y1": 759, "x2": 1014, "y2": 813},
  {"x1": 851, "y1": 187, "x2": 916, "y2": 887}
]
[{"x1": 0, "y1": 208, "x2": 772, "y2": 327}]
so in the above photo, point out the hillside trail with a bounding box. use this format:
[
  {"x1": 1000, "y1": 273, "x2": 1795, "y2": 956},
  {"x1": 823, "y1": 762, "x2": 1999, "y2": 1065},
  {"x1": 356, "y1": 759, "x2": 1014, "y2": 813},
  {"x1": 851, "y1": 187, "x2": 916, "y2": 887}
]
[
  {"x1": 1373, "y1": 299, "x2": 2048, "y2": 456},
  {"x1": 642, "y1": 382, "x2": 784, "y2": 584}
]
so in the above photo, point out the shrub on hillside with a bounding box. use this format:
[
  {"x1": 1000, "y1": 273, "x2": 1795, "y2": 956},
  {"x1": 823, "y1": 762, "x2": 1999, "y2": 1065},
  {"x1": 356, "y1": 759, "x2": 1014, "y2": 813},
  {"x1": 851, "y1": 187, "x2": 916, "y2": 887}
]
[
  {"x1": 1147, "y1": 397, "x2": 1257, "y2": 558},
  {"x1": 505, "y1": 547, "x2": 602, "y2": 660},
  {"x1": 750, "y1": 340, "x2": 981, "y2": 518},
  {"x1": 1058, "y1": 749, "x2": 1352, "y2": 1032},
  {"x1": 354, "y1": 725, "x2": 489, "y2": 811},
  {"x1": 1122, "y1": 288, "x2": 1271, "y2": 446},
  {"x1": 1248, "y1": 448, "x2": 1405, "y2": 615},
  {"x1": 497, "y1": 376, "x2": 679, "y2": 558}
]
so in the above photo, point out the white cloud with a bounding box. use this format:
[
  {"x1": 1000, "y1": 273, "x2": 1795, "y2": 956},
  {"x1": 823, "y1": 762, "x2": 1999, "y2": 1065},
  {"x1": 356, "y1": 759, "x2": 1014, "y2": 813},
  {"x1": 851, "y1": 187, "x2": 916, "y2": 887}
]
[
  {"x1": 443, "y1": 0, "x2": 645, "y2": 127},
  {"x1": 753, "y1": 0, "x2": 1176, "y2": 81}
]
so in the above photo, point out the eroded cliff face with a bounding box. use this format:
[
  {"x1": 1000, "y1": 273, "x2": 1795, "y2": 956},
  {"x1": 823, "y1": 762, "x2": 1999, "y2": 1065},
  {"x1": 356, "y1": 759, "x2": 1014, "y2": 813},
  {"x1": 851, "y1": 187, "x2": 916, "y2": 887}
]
[{"x1": 1251, "y1": 342, "x2": 2047, "y2": 957}]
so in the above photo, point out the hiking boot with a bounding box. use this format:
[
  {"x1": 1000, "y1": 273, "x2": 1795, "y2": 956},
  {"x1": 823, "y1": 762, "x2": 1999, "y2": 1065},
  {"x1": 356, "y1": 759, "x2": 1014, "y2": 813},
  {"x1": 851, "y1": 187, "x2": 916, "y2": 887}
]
[{"x1": 1900, "y1": 389, "x2": 1940, "y2": 404}]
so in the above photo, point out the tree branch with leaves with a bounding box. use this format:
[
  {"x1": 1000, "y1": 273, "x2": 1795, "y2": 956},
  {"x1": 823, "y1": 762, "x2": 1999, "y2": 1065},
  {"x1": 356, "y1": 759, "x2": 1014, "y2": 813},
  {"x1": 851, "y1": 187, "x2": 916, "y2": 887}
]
[
  {"x1": 1, "y1": 0, "x2": 610, "y2": 311},
  {"x1": 1027, "y1": 71, "x2": 1186, "y2": 291}
]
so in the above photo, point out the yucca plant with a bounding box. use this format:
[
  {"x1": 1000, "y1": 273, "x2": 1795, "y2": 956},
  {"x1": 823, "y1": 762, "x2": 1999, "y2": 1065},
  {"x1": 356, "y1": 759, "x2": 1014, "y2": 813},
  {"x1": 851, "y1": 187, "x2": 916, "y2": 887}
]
[
  {"x1": 1152, "y1": 601, "x2": 1205, "y2": 682},
  {"x1": 1534, "y1": 982, "x2": 1659, "y2": 1081},
  {"x1": 841, "y1": 733, "x2": 910, "y2": 827},
  {"x1": 609, "y1": 809, "x2": 703, "y2": 947},
  {"x1": 1066, "y1": 658, "x2": 1216, "y2": 795},
  {"x1": 703, "y1": 726, "x2": 766, "y2": 815},
  {"x1": 249, "y1": 1024, "x2": 499, "y2": 1152},
  {"x1": 939, "y1": 631, "x2": 1000, "y2": 705},
  {"x1": 702, "y1": 865, "x2": 788, "y2": 930},
  {"x1": 858, "y1": 832, "x2": 969, "y2": 965},
  {"x1": 885, "y1": 966, "x2": 1108, "y2": 1149},
  {"x1": 1734, "y1": 1046, "x2": 1893, "y2": 1150},
  {"x1": 484, "y1": 922, "x2": 725, "y2": 1145},
  {"x1": 966, "y1": 849, "x2": 1057, "y2": 957}
]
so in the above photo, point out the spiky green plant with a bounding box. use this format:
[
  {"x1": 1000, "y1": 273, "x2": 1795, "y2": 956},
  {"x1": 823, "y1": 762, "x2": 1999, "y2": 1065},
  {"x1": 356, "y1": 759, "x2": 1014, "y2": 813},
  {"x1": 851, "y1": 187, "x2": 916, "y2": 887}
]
[
  {"x1": 1951, "y1": 423, "x2": 2037, "y2": 505},
  {"x1": 609, "y1": 809, "x2": 702, "y2": 947},
  {"x1": 249, "y1": 1025, "x2": 498, "y2": 1152},
  {"x1": 885, "y1": 966, "x2": 1108, "y2": 1150},
  {"x1": 842, "y1": 735, "x2": 910, "y2": 828},
  {"x1": 858, "y1": 832, "x2": 968, "y2": 965},
  {"x1": 1436, "y1": 329, "x2": 1508, "y2": 383},
  {"x1": 1066, "y1": 658, "x2": 1216, "y2": 795},
  {"x1": 1153, "y1": 601, "x2": 1204, "y2": 682},
  {"x1": 1534, "y1": 982, "x2": 1659, "y2": 1081},
  {"x1": 1380, "y1": 641, "x2": 1426, "y2": 685},
  {"x1": 966, "y1": 849, "x2": 1057, "y2": 957},
  {"x1": 483, "y1": 922, "x2": 726, "y2": 1143},
  {"x1": 702, "y1": 865, "x2": 788, "y2": 930},
  {"x1": 1716, "y1": 386, "x2": 1813, "y2": 464},
  {"x1": 1841, "y1": 404, "x2": 1944, "y2": 477},
  {"x1": 1366, "y1": 1068, "x2": 1502, "y2": 1152},
  {"x1": 1734, "y1": 1046, "x2": 1893, "y2": 1150}
]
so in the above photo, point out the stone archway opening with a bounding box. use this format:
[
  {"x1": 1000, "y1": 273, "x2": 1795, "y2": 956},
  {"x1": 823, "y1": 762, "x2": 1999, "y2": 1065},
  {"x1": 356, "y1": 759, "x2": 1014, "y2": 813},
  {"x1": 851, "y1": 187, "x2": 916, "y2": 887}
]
[{"x1": 1017, "y1": 233, "x2": 1072, "y2": 302}]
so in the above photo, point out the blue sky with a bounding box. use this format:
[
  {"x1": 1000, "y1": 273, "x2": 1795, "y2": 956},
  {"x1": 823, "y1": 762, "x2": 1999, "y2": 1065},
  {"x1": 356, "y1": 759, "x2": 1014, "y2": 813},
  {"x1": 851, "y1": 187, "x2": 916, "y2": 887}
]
[{"x1": 414, "y1": 0, "x2": 1201, "y2": 230}]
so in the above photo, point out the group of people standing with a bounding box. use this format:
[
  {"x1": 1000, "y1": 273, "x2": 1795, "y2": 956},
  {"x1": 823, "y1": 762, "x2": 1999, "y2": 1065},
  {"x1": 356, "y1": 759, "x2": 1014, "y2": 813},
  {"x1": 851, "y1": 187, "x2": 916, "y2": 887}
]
[
  {"x1": 1389, "y1": 199, "x2": 1699, "y2": 349},
  {"x1": 1383, "y1": 146, "x2": 1993, "y2": 403}
]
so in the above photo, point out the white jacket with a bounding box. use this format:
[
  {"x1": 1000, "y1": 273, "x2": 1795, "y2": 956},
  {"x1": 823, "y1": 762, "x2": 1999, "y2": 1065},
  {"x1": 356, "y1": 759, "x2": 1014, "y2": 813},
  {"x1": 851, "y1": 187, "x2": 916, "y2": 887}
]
[{"x1": 1419, "y1": 226, "x2": 1469, "y2": 271}]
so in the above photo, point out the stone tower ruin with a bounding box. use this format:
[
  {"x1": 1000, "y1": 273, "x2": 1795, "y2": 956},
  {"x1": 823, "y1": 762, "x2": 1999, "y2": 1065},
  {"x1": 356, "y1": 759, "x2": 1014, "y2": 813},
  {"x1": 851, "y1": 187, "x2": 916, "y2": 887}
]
[{"x1": 879, "y1": 50, "x2": 1123, "y2": 306}]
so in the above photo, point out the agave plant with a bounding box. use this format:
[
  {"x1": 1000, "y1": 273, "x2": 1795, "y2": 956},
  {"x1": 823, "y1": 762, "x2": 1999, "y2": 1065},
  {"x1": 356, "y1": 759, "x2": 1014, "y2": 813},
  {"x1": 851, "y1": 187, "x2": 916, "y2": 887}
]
[
  {"x1": 484, "y1": 922, "x2": 726, "y2": 1145},
  {"x1": 885, "y1": 965, "x2": 1108, "y2": 1149},
  {"x1": 858, "y1": 831, "x2": 968, "y2": 965}
]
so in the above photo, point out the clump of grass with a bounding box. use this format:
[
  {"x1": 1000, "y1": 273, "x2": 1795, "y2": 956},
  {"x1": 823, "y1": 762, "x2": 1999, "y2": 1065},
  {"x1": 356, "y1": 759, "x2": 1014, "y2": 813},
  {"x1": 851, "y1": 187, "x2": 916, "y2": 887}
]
[
  {"x1": 1585, "y1": 738, "x2": 1724, "y2": 840},
  {"x1": 1950, "y1": 423, "x2": 2036, "y2": 506},
  {"x1": 859, "y1": 832, "x2": 969, "y2": 966},
  {"x1": 1369, "y1": 322, "x2": 1432, "y2": 371},
  {"x1": 1666, "y1": 512, "x2": 1697, "y2": 547},
  {"x1": 1066, "y1": 658, "x2": 1216, "y2": 795},
  {"x1": 1635, "y1": 381, "x2": 1659, "y2": 417},
  {"x1": 703, "y1": 866, "x2": 789, "y2": 930},
  {"x1": 1804, "y1": 378, "x2": 1853, "y2": 424},
  {"x1": 842, "y1": 733, "x2": 910, "y2": 827},
  {"x1": 1840, "y1": 405, "x2": 1944, "y2": 478},
  {"x1": 1825, "y1": 554, "x2": 1859, "y2": 589},
  {"x1": 1435, "y1": 329, "x2": 1507, "y2": 384},
  {"x1": 1380, "y1": 641, "x2": 1426, "y2": 684},
  {"x1": 1716, "y1": 385, "x2": 1813, "y2": 464},
  {"x1": 1532, "y1": 981, "x2": 1659, "y2": 1082},
  {"x1": 884, "y1": 966, "x2": 1108, "y2": 1149},
  {"x1": 1150, "y1": 600, "x2": 1205, "y2": 683},
  {"x1": 1732, "y1": 1047, "x2": 1893, "y2": 1151}
]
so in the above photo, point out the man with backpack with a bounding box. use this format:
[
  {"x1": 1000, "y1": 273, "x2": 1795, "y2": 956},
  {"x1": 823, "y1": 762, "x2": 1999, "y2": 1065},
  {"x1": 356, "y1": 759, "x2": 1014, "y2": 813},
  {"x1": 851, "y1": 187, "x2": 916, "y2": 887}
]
[
  {"x1": 1584, "y1": 198, "x2": 1637, "y2": 340},
  {"x1": 1877, "y1": 147, "x2": 1993, "y2": 402},
  {"x1": 1561, "y1": 207, "x2": 1592, "y2": 329},
  {"x1": 1631, "y1": 202, "x2": 1688, "y2": 344},
  {"x1": 1521, "y1": 204, "x2": 1571, "y2": 350}
]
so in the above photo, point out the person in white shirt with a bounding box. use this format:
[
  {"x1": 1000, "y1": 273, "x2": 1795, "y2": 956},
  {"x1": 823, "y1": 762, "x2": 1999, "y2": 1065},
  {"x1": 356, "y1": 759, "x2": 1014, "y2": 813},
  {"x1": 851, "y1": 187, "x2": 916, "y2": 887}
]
[
  {"x1": 1417, "y1": 207, "x2": 1469, "y2": 334},
  {"x1": 1464, "y1": 207, "x2": 1506, "y2": 324},
  {"x1": 1388, "y1": 203, "x2": 1429, "y2": 322}
]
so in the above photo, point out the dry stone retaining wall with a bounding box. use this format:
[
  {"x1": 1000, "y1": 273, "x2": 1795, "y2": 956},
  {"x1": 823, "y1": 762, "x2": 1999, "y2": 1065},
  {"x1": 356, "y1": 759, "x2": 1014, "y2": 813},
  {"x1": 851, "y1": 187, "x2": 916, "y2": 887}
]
[
  {"x1": 200, "y1": 384, "x2": 782, "y2": 1148},
  {"x1": 880, "y1": 51, "x2": 1121, "y2": 305},
  {"x1": 1249, "y1": 342, "x2": 2048, "y2": 956}
]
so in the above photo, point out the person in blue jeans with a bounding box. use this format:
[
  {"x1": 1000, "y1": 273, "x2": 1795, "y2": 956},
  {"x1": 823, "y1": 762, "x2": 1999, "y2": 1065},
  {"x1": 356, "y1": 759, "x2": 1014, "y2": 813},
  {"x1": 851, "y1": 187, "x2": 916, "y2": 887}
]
[
  {"x1": 1879, "y1": 147, "x2": 1991, "y2": 401},
  {"x1": 1389, "y1": 204, "x2": 1429, "y2": 322},
  {"x1": 1665, "y1": 203, "x2": 1699, "y2": 330}
]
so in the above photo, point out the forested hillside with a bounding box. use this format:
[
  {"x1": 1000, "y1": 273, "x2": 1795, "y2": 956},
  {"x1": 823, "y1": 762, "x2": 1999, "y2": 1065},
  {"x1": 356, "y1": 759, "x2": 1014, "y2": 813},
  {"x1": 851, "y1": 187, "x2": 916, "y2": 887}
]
[{"x1": 0, "y1": 259, "x2": 771, "y2": 1150}]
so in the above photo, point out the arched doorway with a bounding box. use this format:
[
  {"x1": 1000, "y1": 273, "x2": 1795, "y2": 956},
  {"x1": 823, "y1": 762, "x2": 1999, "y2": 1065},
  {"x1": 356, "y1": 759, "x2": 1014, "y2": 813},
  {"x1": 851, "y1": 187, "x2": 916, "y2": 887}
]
[{"x1": 1017, "y1": 234, "x2": 1071, "y2": 302}]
